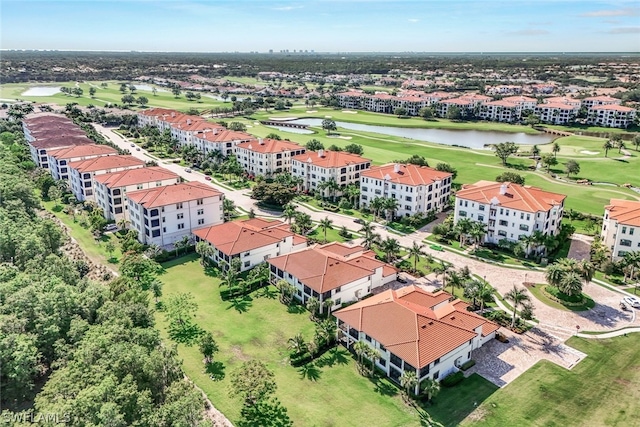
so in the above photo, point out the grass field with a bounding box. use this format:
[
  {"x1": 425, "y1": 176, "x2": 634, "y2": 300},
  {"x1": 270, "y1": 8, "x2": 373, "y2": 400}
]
[
  {"x1": 156, "y1": 254, "x2": 498, "y2": 427},
  {"x1": 464, "y1": 334, "x2": 640, "y2": 426}
]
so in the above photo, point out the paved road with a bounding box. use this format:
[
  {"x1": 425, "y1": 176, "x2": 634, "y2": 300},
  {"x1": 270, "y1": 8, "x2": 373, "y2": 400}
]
[{"x1": 94, "y1": 124, "x2": 640, "y2": 337}]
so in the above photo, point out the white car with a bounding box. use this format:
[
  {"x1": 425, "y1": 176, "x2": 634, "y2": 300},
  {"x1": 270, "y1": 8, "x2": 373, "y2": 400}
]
[
  {"x1": 104, "y1": 224, "x2": 118, "y2": 232},
  {"x1": 622, "y1": 296, "x2": 640, "y2": 309}
]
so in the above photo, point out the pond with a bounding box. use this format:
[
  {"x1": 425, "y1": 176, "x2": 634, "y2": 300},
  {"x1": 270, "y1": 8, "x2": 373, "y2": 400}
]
[
  {"x1": 130, "y1": 84, "x2": 168, "y2": 92},
  {"x1": 285, "y1": 118, "x2": 554, "y2": 149},
  {"x1": 22, "y1": 86, "x2": 61, "y2": 96},
  {"x1": 265, "y1": 125, "x2": 315, "y2": 135}
]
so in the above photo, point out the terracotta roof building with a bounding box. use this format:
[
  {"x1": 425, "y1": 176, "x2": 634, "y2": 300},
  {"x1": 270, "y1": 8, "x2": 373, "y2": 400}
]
[
  {"x1": 193, "y1": 218, "x2": 307, "y2": 271},
  {"x1": 587, "y1": 104, "x2": 637, "y2": 129},
  {"x1": 601, "y1": 199, "x2": 640, "y2": 260},
  {"x1": 235, "y1": 138, "x2": 306, "y2": 177},
  {"x1": 360, "y1": 163, "x2": 453, "y2": 217},
  {"x1": 192, "y1": 129, "x2": 254, "y2": 157},
  {"x1": 335, "y1": 285, "x2": 499, "y2": 391},
  {"x1": 454, "y1": 181, "x2": 566, "y2": 251},
  {"x1": 292, "y1": 149, "x2": 371, "y2": 196},
  {"x1": 93, "y1": 166, "x2": 180, "y2": 221},
  {"x1": 47, "y1": 144, "x2": 118, "y2": 181},
  {"x1": 267, "y1": 242, "x2": 398, "y2": 312},
  {"x1": 127, "y1": 182, "x2": 224, "y2": 246},
  {"x1": 68, "y1": 155, "x2": 146, "y2": 202}
]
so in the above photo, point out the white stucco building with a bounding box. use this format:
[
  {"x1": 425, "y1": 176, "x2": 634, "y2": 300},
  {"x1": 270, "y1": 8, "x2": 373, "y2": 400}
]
[
  {"x1": 587, "y1": 104, "x2": 637, "y2": 128},
  {"x1": 193, "y1": 218, "x2": 307, "y2": 271},
  {"x1": 47, "y1": 144, "x2": 118, "y2": 181},
  {"x1": 292, "y1": 150, "x2": 371, "y2": 195},
  {"x1": 234, "y1": 138, "x2": 306, "y2": 177},
  {"x1": 267, "y1": 242, "x2": 397, "y2": 312},
  {"x1": 126, "y1": 182, "x2": 224, "y2": 246},
  {"x1": 94, "y1": 166, "x2": 180, "y2": 221},
  {"x1": 454, "y1": 181, "x2": 566, "y2": 250},
  {"x1": 601, "y1": 199, "x2": 640, "y2": 260},
  {"x1": 335, "y1": 286, "x2": 499, "y2": 393},
  {"x1": 191, "y1": 129, "x2": 254, "y2": 157},
  {"x1": 69, "y1": 155, "x2": 146, "y2": 202},
  {"x1": 360, "y1": 163, "x2": 453, "y2": 217}
]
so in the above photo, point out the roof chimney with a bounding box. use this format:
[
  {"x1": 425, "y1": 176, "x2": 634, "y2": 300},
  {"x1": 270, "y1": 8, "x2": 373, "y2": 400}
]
[
  {"x1": 499, "y1": 183, "x2": 508, "y2": 195},
  {"x1": 393, "y1": 163, "x2": 400, "y2": 173},
  {"x1": 259, "y1": 138, "x2": 265, "y2": 145},
  {"x1": 187, "y1": 119, "x2": 191, "y2": 125},
  {"x1": 318, "y1": 149, "x2": 325, "y2": 158}
]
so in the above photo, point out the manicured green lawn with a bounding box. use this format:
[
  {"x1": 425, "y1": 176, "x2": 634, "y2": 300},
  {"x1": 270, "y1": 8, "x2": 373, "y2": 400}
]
[
  {"x1": 308, "y1": 224, "x2": 357, "y2": 243},
  {"x1": 526, "y1": 284, "x2": 595, "y2": 312},
  {"x1": 464, "y1": 334, "x2": 640, "y2": 426}
]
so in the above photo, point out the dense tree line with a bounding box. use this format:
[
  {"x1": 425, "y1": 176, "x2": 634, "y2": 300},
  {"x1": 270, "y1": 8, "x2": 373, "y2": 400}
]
[{"x1": 0, "y1": 119, "x2": 209, "y2": 426}]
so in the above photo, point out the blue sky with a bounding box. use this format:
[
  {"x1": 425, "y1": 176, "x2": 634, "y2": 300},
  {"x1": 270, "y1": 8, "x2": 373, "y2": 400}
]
[{"x1": 1, "y1": 1, "x2": 639, "y2": 52}]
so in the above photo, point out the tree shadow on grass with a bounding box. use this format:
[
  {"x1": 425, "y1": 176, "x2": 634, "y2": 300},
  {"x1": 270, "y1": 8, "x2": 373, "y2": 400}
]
[
  {"x1": 168, "y1": 322, "x2": 204, "y2": 346},
  {"x1": 298, "y1": 362, "x2": 322, "y2": 381},
  {"x1": 368, "y1": 375, "x2": 399, "y2": 397},
  {"x1": 227, "y1": 295, "x2": 253, "y2": 313},
  {"x1": 316, "y1": 347, "x2": 349, "y2": 368},
  {"x1": 238, "y1": 398, "x2": 293, "y2": 427},
  {"x1": 255, "y1": 286, "x2": 278, "y2": 300},
  {"x1": 204, "y1": 265, "x2": 221, "y2": 278},
  {"x1": 286, "y1": 304, "x2": 306, "y2": 314},
  {"x1": 415, "y1": 406, "x2": 445, "y2": 427},
  {"x1": 205, "y1": 361, "x2": 226, "y2": 381},
  {"x1": 614, "y1": 158, "x2": 629, "y2": 163}
]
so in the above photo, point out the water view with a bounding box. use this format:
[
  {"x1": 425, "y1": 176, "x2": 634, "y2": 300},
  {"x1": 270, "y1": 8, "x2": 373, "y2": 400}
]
[
  {"x1": 286, "y1": 118, "x2": 554, "y2": 149},
  {"x1": 21, "y1": 86, "x2": 61, "y2": 96}
]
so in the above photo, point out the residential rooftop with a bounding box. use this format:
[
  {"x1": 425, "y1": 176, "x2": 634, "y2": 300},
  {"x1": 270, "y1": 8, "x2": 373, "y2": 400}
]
[
  {"x1": 69, "y1": 155, "x2": 145, "y2": 173},
  {"x1": 605, "y1": 199, "x2": 640, "y2": 227},
  {"x1": 236, "y1": 138, "x2": 304, "y2": 154},
  {"x1": 93, "y1": 166, "x2": 179, "y2": 188},
  {"x1": 456, "y1": 180, "x2": 566, "y2": 213},
  {"x1": 362, "y1": 163, "x2": 452, "y2": 186},
  {"x1": 292, "y1": 150, "x2": 370, "y2": 168},
  {"x1": 127, "y1": 182, "x2": 222, "y2": 208}
]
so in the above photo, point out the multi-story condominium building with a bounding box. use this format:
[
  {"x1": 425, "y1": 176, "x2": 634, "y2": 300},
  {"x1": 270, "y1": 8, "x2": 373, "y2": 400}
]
[
  {"x1": 360, "y1": 163, "x2": 453, "y2": 217},
  {"x1": 544, "y1": 97, "x2": 581, "y2": 108},
  {"x1": 486, "y1": 85, "x2": 523, "y2": 96},
  {"x1": 581, "y1": 95, "x2": 621, "y2": 110},
  {"x1": 454, "y1": 181, "x2": 566, "y2": 251},
  {"x1": 435, "y1": 94, "x2": 491, "y2": 118},
  {"x1": 28, "y1": 134, "x2": 94, "y2": 169},
  {"x1": 137, "y1": 108, "x2": 177, "y2": 128},
  {"x1": 69, "y1": 155, "x2": 146, "y2": 202},
  {"x1": 479, "y1": 100, "x2": 520, "y2": 123},
  {"x1": 93, "y1": 166, "x2": 180, "y2": 221},
  {"x1": 127, "y1": 182, "x2": 224, "y2": 246},
  {"x1": 601, "y1": 199, "x2": 640, "y2": 260},
  {"x1": 292, "y1": 149, "x2": 371, "y2": 195},
  {"x1": 47, "y1": 144, "x2": 118, "y2": 181},
  {"x1": 234, "y1": 138, "x2": 306, "y2": 177},
  {"x1": 267, "y1": 242, "x2": 398, "y2": 312},
  {"x1": 191, "y1": 129, "x2": 254, "y2": 157},
  {"x1": 137, "y1": 108, "x2": 203, "y2": 133},
  {"x1": 22, "y1": 114, "x2": 76, "y2": 139},
  {"x1": 193, "y1": 218, "x2": 308, "y2": 271},
  {"x1": 24, "y1": 121, "x2": 85, "y2": 143},
  {"x1": 587, "y1": 104, "x2": 637, "y2": 128},
  {"x1": 534, "y1": 102, "x2": 580, "y2": 125},
  {"x1": 170, "y1": 120, "x2": 224, "y2": 147},
  {"x1": 335, "y1": 285, "x2": 499, "y2": 393}
]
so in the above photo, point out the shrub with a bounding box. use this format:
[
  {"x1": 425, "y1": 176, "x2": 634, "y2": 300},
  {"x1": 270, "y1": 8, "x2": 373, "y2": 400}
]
[
  {"x1": 460, "y1": 360, "x2": 476, "y2": 371},
  {"x1": 440, "y1": 371, "x2": 465, "y2": 387}
]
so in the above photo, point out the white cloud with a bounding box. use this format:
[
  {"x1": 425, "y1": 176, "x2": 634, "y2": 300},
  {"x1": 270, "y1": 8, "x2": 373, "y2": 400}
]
[
  {"x1": 507, "y1": 29, "x2": 549, "y2": 36},
  {"x1": 581, "y1": 8, "x2": 639, "y2": 17},
  {"x1": 408, "y1": 18, "x2": 419, "y2": 23},
  {"x1": 609, "y1": 26, "x2": 640, "y2": 34},
  {"x1": 272, "y1": 5, "x2": 303, "y2": 11}
]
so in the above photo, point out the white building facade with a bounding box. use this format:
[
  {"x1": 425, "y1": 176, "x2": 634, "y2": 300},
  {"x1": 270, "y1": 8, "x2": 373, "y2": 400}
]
[
  {"x1": 69, "y1": 156, "x2": 146, "y2": 202},
  {"x1": 601, "y1": 199, "x2": 640, "y2": 260},
  {"x1": 234, "y1": 138, "x2": 306, "y2": 177},
  {"x1": 292, "y1": 150, "x2": 371, "y2": 195}
]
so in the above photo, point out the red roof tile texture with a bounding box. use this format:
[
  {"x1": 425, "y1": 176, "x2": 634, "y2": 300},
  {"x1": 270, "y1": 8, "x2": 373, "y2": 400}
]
[
  {"x1": 127, "y1": 182, "x2": 222, "y2": 208},
  {"x1": 606, "y1": 199, "x2": 640, "y2": 227},
  {"x1": 362, "y1": 163, "x2": 451, "y2": 186},
  {"x1": 456, "y1": 181, "x2": 566, "y2": 213},
  {"x1": 69, "y1": 155, "x2": 145, "y2": 173},
  {"x1": 93, "y1": 166, "x2": 179, "y2": 188},
  {"x1": 236, "y1": 138, "x2": 304, "y2": 154},
  {"x1": 292, "y1": 150, "x2": 370, "y2": 168}
]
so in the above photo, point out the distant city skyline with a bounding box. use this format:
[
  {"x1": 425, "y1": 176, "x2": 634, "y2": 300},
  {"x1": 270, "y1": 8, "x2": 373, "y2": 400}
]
[{"x1": 2, "y1": 1, "x2": 639, "y2": 53}]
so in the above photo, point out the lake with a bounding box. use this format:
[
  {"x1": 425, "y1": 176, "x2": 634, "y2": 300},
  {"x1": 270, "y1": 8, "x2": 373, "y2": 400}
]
[
  {"x1": 285, "y1": 118, "x2": 554, "y2": 149},
  {"x1": 266, "y1": 125, "x2": 315, "y2": 135},
  {"x1": 22, "y1": 87, "x2": 61, "y2": 96}
]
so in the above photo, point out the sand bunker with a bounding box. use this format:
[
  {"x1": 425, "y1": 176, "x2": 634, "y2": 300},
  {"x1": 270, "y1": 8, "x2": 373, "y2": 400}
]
[
  {"x1": 306, "y1": 110, "x2": 318, "y2": 113},
  {"x1": 22, "y1": 87, "x2": 61, "y2": 96},
  {"x1": 342, "y1": 110, "x2": 357, "y2": 114},
  {"x1": 324, "y1": 115, "x2": 332, "y2": 118},
  {"x1": 580, "y1": 150, "x2": 599, "y2": 155}
]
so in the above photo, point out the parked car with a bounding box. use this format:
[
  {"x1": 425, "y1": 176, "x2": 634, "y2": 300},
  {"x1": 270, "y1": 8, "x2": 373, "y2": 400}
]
[
  {"x1": 205, "y1": 175, "x2": 212, "y2": 181},
  {"x1": 130, "y1": 143, "x2": 135, "y2": 147},
  {"x1": 185, "y1": 168, "x2": 192, "y2": 173},
  {"x1": 104, "y1": 224, "x2": 118, "y2": 232},
  {"x1": 136, "y1": 147, "x2": 141, "y2": 151},
  {"x1": 397, "y1": 275, "x2": 407, "y2": 284},
  {"x1": 353, "y1": 218, "x2": 364, "y2": 224},
  {"x1": 622, "y1": 296, "x2": 640, "y2": 308}
]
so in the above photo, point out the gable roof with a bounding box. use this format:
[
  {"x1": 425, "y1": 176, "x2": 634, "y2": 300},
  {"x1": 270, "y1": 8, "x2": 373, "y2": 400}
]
[
  {"x1": 68, "y1": 155, "x2": 145, "y2": 173},
  {"x1": 236, "y1": 138, "x2": 304, "y2": 154},
  {"x1": 193, "y1": 218, "x2": 305, "y2": 256},
  {"x1": 47, "y1": 144, "x2": 118, "y2": 160},
  {"x1": 194, "y1": 129, "x2": 254, "y2": 144},
  {"x1": 126, "y1": 182, "x2": 222, "y2": 208},
  {"x1": 334, "y1": 286, "x2": 498, "y2": 368},
  {"x1": 606, "y1": 199, "x2": 640, "y2": 227},
  {"x1": 93, "y1": 166, "x2": 179, "y2": 188},
  {"x1": 292, "y1": 150, "x2": 370, "y2": 168},
  {"x1": 29, "y1": 135, "x2": 94, "y2": 150},
  {"x1": 362, "y1": 163, "x2": 452, "y2": 186},
  {"x1": 456, "y1": 180, "x2": 566, "y2": 213}
]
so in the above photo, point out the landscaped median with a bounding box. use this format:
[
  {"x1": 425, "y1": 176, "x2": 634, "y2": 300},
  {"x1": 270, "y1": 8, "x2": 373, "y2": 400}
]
[{"x1": 526, "y1": 283, "x2": 595, "y2": 312}]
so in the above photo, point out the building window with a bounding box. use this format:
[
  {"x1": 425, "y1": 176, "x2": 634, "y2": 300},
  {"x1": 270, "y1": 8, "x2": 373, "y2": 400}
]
[
  {"x1": 499, "y1": 220, "x2": 508, "y2": 226},
  {"x1": 620, "y1": 239, "x2": 632, "y2": 247},
  {"x1": 177, "y1": 213, "x2": 184, "y2": 220},
  {"x1": 197, "y1": 199, "x2": 203, "y2": 205},
  {"x1": 152, "y1": 230, "x2": 160, "y2": 237},
  {"x1": 197, "y1": 209, "x2": 204, "y2": 215},
  {"x1": 478, "y1": 215, "x2": 484, "y2": 221},
  {"x1": 479, "y1": 205, "x2": 485, "y2": 211},
  {"x1": 177, "y1": 223, "x2": 185, "y2": 230},
  {"x1": 519, "y1": 224, "x2": 529, "y2": 231},
  {"x1": 198, "y1": 219, "x2": 205, "y2": 225},
  {"x1": 459, "y1": 211, "x2": 467, "y2": 217},
  {"x1": 498, "y1": 230, "x2": 507, "y2": 237}
]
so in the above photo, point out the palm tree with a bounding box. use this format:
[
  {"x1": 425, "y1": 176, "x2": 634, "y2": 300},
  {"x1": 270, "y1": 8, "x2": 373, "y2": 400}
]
[
  {"x1": 223, "y1": 198, "x2": 236, "y2": 221},
  {"x1": 195, "y1": 241, "x2": 214, "y2": 265},
  {"x1": 504, "y1": 285, "x2": 531, "y2": 328},
  {"x1": 382, "y1": 197, "x2": 399, "y2": 221},
  {"x1": 283, "y1": 203, "x2": 297, "y2": 224},
  {"x1": 294, "y1": 212, "x2": 313, "y2": 235},
  {"x1": 454, "y1": 218, "x2": 473, "y2": 247},
  {"x1": 117, "y1": 218, "x2": 130, "y2": 230},
  {"x1": 400, "y1": 371, "x2": 418, "y2": 398},
  {"x1": 408, "y1": 241, "x2": 426, "y2": 272},
  {"x1": 439, "y1": 262, "x2": 452, "y2": 289},
  {"x1": 380, "y1": 237, "x2": 401, "y2": 263},
  {"x1": 475, "y1": 280, "x2": 494, "y2": 312},
  {"x1": 365, "y1": 346, "x2": 379, "y2": 375},
  {"x1": 545, "y1": 263, "x2": 565, "y2": 288},
  {"x1": 420, "y1": 377, "x2": 440, "y2": 403},
  {"x1": 579, "y1": 260, "x2": 595, "y2": 287},
  {"x1": 319, "y1": 216, "x2": 333, "y2": 242},
  {"x1": 315, "y1": 319, "x2": 336, "y2": 346},
  {"x1": 603, "y1": 140, "x2": 613, "y2": 158},
  {"x1": 519, "y1": 234, "x2": 537, "y2": 258},
  {"x1": 277, "y1": 279, "x2": 296, "y2": 305},
  {"x1": 468, "y1": 221, "x2": 487, "y2": 250},
  {"x1": 322, "y1": 179, "x2": 340, "y2": 202},
  {"x1": 552, "y1": 142, "x2": 561, "y2": 158},
  {"x1": 622, "y1": 251, "x2": 640, "y2": 282},
  {"x1": 174, "y1": 235, "x2": 191, "y2": 257},
  {"x1": 369, "y1": 197, "x2": 385, "y2": 222},
  {"x1": 345, "y1": 184, "x2": 360, "y2": 208},
  {"x1": 447, "y1": 270, "x2": 464, "y2": 295},
  {"x1": 559, "y1": 271, "x2": 583, "y2": 297},
  {"x1": 150, "y1": 279, "x2": 163, "y2": 304},
  {"x1": 287, "y1": 333, "x2": 308, "y2": 356},
  {"x1": 306, "y1": 296, "x2": 320, "y2": 320},
  {"x1": 353, "y1": 341, "x2": 368, "y2": 370},
  {"x1": 618, "y1": 141, "x2": 626, "y2": 154}
]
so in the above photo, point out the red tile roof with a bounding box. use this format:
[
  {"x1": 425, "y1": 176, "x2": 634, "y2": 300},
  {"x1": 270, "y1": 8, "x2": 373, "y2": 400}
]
[
  {"x1": 47, "y1": 144, "x2": 118, "y2": 159},
  {"x1": 335, "y1": 286, "x2": 498, "y2": 368},
  {"x1": 30, "y1": 135, "x2": 94, "y2": 150},
  {"x1": 292, "y1": 150, "x2": 370, "y2": 168},
  {"x1": 194, "y1": 129, "x2": 254, "y2": 144},
  {"x1": 126, "y1": 182, "x2": 222, "y2": 208},
  {"x1": 193, "y1": 218, "x2": 305, "y2": 256},
  {"x1": 456, "y1": 180, "x2": 566, "y2": 213},
  {"x1": 93, "y1": 166, "x2": 179, "y2": 188},
  {"x1": 591, "y1": 104, "x2": 635, "y2": 113},
  {"x1": 69, "y1": 155, "x2": 145, "y2": 173},
  {"x1": 362, "y1": 163, "x2": 452, "y2": 186},
  {"x1": 605, "y1": 199, "x2": 640, "y2": 227},
  {"x1": 236, "y1": 138, "x2": 304, "y2": 154}
]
